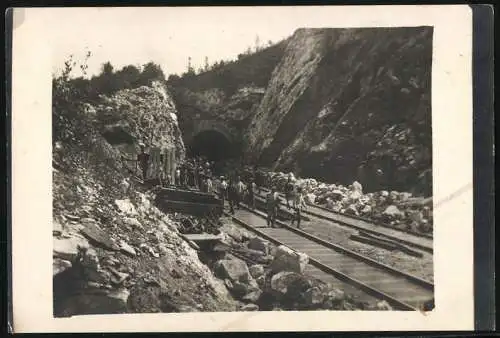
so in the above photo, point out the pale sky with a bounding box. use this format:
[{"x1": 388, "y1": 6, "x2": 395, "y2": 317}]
[{"x1": 47, "y1": 7, "x2": 330, "y2": 78}]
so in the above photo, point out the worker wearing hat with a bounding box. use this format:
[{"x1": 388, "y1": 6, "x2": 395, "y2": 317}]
[
  {"x1": 137, "y1": 142, "x2": 150, "y2": 180},
  {"x1": 219, "y1": 176, "x2": 228, "y2": 207}
]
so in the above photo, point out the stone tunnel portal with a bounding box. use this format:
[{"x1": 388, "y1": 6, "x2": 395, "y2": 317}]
[{"x1": 187, "y1": 129, "x2": 239, "y2": 162}]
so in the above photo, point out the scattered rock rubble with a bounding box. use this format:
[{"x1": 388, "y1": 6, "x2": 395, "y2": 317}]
[
  {"x1": 53, "y1": 81, "x2": 237, "y2": 316},
  {"x1": 52, "y1": 77, "x2": 399, "y2": 314},
  {"x1": 266, "y1": 171, "x2": 433, "y2": 235},
  {"x1": 52, "y1": 138, "x2": 383, "y2": 314},
  {"x1": 203, "y1": 220, "x2": 387, "y2": 311},
  {"x1": 53, "y1": 176, "x2": 238, "y2": 316}
]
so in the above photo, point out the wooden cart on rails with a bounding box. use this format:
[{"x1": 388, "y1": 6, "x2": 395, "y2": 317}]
[{"x1": 154, "y1": 186, "x2": 224, "y2": 218}]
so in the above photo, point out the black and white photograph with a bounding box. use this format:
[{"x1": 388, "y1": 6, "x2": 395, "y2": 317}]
[{"x1": 11, "y1": 5, "x2": 475, "y2": 332}]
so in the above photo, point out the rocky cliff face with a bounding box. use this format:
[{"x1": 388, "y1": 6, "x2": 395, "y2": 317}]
[
  {"x1": 95, "y1": 81, "x2": 186, "y2": 161},
  {"x1": 244, "y1": 27, "x2": 433, "y2": 195},
  {"x1": 171, "y1": 85, "x2": 265, "y2": 135}
]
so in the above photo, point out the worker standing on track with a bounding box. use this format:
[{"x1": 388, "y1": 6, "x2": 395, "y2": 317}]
[
  {"x1": 165, "y1": 174, "x2": 172, "y2": 187},
  {"x1": 247, "y1": 178, "x2": 257, "y2": 210},
  {"x1": 284, "y1": 175, "x2": 295, "y2": 209},
  {"x1": 255, "y1": 170, "x2": 263, "y2": 194},
  {"x1": 235, "y1": 176, "x2": 245, "y2": 210},
  {"x1": 228, "y1": 177, "x2": 238, "y2": 215},
  {"x1": 194, "y1": 163, "x2": 201, "y2": 190},
  {"x1": 199, "y1": 174, "x2": 207, "y2": 192},
  {"x1": 179, "y1": 164, "x2": 186, "y2": 188},
  {"x1": 206, "y1": 175, "x2": 214, "y2": 195},
  {"x1": 266, "y1": 186, "x2": 280, "y2": 228},
  {"x1": 175, "y1": 167, "x2": 181, "y2": 187},
  {"x1": 219, "y1": 176, "x2": 228, "y2": 208},
  {"x1": 291, "y1": 186, "x2": 307, "y2": 229}
]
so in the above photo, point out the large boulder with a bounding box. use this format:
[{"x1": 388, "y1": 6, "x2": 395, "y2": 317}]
[
  {"x1": 53, "y1": 258, "x2": 72, "y2": 276},
  {"x1": 53, "y1": 220, "x2": 63, "y2": 236},
  {"x1": 249, "y1": 264, "x2": 265, "y2": 279},
  {"x1": 348, "y1": 190, "x2": 362, "y2": 201},
  {"x1": 247, "y1": 237, "x2": 270, "y2": 254},
  {"x1": 360, "y1": 205, "x2": 372, "y2": 215},
  {"x1": 80, "y1": 223, "x2": 120, "y2": 251},
  {"x1": 269, "y1": 271, "x2": 302, "y2": 295},
  {"x1": 270, "y1": 245, "x2": 309, "y2": 274},
  {"x1": 305, "y1": 193, "x2": 316, "y2": 204},
  {"x1": 321, "y1": 288, "x2": 347, "y2": 309},
  {"x1": 53, "y1": 236, "x2": 89, "y2": 261},
  {"x1": 242, "y1": 289, "x2": 262, "y2": 303},
  {"x1": 114, "y1": 199, "x2": 138, "y2": 215},
  {"x1": 214, "y1": 257, "x2": 251, "y2": 283},
  {"x1": 56, "y1": 288, "x2": 130, "y2": 317},
  {"x1": 376, "y1": 300, "x2": 393, "y2": 310},
  {"x1": 344, "y1": 204, "x2": 359, "y2": 216},
  {"x1": 330, "y1": 189, "x2": 345, "y2": 200},
  {"x1": 325, "y1": 198, "x2": 335, "y2": 209},
  {"x1": 122, "y1": 217, "x2": 143, "y2": 230},
  {"x1": 240, "y1": 303, "x2": 259, "y2": 311},
  {"x1": 383, "y1": 205, "x2": 404, "y2": 219},
  {"x1": 220, "y1": 222, "x2": 252, "y2": 243},
  {"x1": 303, "y1": 286, "x2": 325, "y2": 307},
  {"x1": 408, "y1": 210, "x2": 424, "y2": 224},
  {"x1": 352, "y1": 181, "x2": 363, "y2": 193}
]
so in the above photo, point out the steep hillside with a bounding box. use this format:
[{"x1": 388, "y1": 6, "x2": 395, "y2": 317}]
[{"x1": 244, "y1": 27, "x2": 433, "y2": 195}]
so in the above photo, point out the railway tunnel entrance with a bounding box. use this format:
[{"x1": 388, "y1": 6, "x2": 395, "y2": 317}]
[
  {"x1": 183, "y1": 120, "x2": 244, "y2": 174},
  {"x1": 187, "y1": 129, "x2": 237, "y2": 161}
]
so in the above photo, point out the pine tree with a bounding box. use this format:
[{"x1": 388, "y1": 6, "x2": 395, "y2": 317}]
[
  {"x1": 204, "y1": 56, "x2": 209, "y2": 72},
  {"x1": 255, "y1": 35, "x2": 260, "y2": 52}
]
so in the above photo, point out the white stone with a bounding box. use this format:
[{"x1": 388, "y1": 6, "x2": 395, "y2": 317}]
[
  {"x1": 53, "y1": 236, "x2": 89, "y2": 261},
  {"x1": 119, "y1": 240, "x2": 136, "y2": 257},
  {"x1": 53, "y1": 258, "x2": 72, "y2": 276},
  {"x1": 214, "y1": 257, "x2": 251, "y2": 283},
  {"x1": 247, "y1": 237, "x2": 269, "y2": 254},
  {"x1": 115, "y1": 199, "x2": 138, "y2": 215},
  {"x1": 383, "y1": 205, "x2": 404, "y2": 219},
  {"x1": 123, "y1": 217, "x2": 143, "y2": 229},
  {"x1": 305, "y1": 193, "x2": 316, "y2": 204},
  {"x1": 270, "y1": 245, "x2": 309, "y2": 274},
  {"x1": 352, "y1": 181, "x2": 363, "y2": 193},
  {"x1": 248, "y1": 264, "x2": 265, "y2": 279}
]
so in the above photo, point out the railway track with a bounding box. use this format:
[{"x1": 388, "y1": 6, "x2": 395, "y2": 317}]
[
  {"x1": 223, "y1": 205, "x2": 434, "y2": 311},
  {"x1": 256, "y1": 188, "x2": 433, "y2": 253}
]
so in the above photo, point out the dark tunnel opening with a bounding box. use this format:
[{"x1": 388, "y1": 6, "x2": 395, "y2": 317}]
[{"x1": 187, "y1": 130, "x2": 237, "y2": 162}]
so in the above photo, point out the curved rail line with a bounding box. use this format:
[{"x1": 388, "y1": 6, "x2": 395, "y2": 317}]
[
  {"x1": 224, "y1": 206, "x2": 434, "y2": 311},
  {"x1": 255, "y1": 188, "x2": 433, "y2": 253}
]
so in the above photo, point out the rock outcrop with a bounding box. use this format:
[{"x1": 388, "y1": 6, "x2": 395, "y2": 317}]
[{"x1": 96, "y1": 81, "x2": 185, "y2": 164}]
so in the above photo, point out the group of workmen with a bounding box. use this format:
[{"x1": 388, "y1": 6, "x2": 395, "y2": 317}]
[
  {"x1": 123, "y1": 143, "x2": 215, "y2": 189},
  {"x1": 124, "y1": 143, "x2": 307, "y2": 228},
  {"x1": 217, "y1": 172, "x2": 308, "y2": 229}
]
